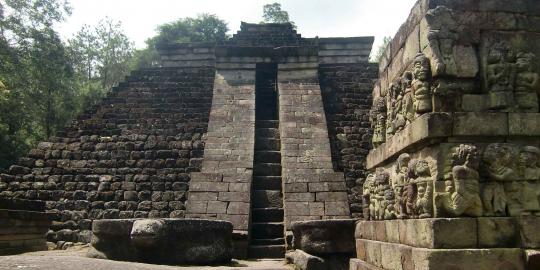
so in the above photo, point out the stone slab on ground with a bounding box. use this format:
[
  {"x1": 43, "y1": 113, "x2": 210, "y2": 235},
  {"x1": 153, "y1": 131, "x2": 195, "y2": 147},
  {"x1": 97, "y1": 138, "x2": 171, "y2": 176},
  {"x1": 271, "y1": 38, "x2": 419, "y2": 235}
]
[
  {"x1": 0, "y1": 247, "x2": 292, "y2": 270},
  {"x1": 90, "y1": 218, "x2": 233, "y2": 265}
]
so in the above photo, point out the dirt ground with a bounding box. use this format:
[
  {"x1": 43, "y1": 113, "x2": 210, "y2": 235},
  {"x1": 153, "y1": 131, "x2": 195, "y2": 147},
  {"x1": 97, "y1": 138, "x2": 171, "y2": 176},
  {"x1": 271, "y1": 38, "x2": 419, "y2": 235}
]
[{"x1": 0, "y1": 245, "x2": 292, "y2": 270}]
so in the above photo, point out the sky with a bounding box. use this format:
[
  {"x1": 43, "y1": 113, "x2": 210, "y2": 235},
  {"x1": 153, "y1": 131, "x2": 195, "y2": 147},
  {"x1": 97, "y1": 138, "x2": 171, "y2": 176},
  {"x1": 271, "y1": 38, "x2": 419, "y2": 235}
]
[{"x1": 57, "y1": 0, "x2": 418, "y2": 55}]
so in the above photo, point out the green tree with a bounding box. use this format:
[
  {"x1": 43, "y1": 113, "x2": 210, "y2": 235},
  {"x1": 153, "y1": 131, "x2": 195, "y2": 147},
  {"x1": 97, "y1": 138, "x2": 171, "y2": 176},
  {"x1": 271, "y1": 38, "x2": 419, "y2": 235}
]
[
  {"x1": 0, "y1": 0, "x2": 73, "y2": 168},
  {"x1": 68, "y1": 18, "x2": 134, "y2": 107},
  {"x1": 262, "y1": 2, "x2": 295, "y2": 28},
  {"x1": 371, "y1": 36, "x2": 392, "y2": 63},
  {"x1": 132, "y1": 14, "x2": 229, "y2": 69}
]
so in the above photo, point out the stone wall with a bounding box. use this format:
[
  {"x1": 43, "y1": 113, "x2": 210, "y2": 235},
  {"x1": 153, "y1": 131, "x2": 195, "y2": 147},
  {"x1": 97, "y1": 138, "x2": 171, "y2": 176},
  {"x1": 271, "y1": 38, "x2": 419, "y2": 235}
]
[
  {"x1": 186, "y1": 53, "x2": 258, "y2": 231},
  {"x1": 278, "y1": 49, "x2": 351, "y2": 229},
  {"x1": 0, "y1": 67, "x2": 215, "y2": 243},
  {"x1": 355, "y1": 0, "x2": 540, "y2": 269},
  {"x1": 319, "y1": 63, "x2": 378, "y2": 218}
]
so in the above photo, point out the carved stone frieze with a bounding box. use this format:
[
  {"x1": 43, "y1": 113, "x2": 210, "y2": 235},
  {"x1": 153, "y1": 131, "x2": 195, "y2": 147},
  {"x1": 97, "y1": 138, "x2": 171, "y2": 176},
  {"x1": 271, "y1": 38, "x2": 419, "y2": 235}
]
[
  {"x1": 425, "y1": 6, "x2": 459, "y2": 77},
  {"x1": 485, "y1": 42, "x2": 540, "y2": 112},
  {"x1": 435, "y1": 144, "x2": 483, "y2": 217}
]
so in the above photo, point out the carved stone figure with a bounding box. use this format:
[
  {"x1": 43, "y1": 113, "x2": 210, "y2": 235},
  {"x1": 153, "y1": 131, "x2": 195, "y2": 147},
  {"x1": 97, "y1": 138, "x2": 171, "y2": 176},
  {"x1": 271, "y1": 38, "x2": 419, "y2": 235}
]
[
  {"x1": 436, "y1": 144, "x2": 483, "y2": 217},
  {"x1": 403, "y1": 181, "x2": 417, "y2": 219},
  {"x1": 425, "y1": 6, "x2": 459, "y2": 76},
  {"x1": 411, "y1": 54, "x2": 433, "y2": 114},
  {"x1": 416, "y1": 184, "x2": 433, "y2": 218},
  {"x1": 481, "y1": 143, "x2": 517, "y2": 216},
  {"x1": 515, "y1": 52, "x2": 539, "y2": 112},
  {"x1": 482, "y1": 143, "x2": 518, "y2": 181},
  {"x1": 389, "y1": 83, "x2": 406, "y2": 134},
  {"x1": 371, "y1": 98, "x2": 387, "y2": 148},
  {"x1": 384, "y1": 186, "x2": 397, "y2": 220},
  {"x1": 385, "y1": 84, "x2": 397, "y2": 137},
  {"x1": 374, "y1": 169, "x2": 394, "y2": 220},
  {"x1": 363, "y1": 173, "x2": 375, "y2": 220},
  {"x1": 482, "y1": 182, "x2": 507, "y2": 216},
  {"x1": 393, "y1": 153, "x2": 411, "y2": 218},
  {"x1": 518, "y1": 146, "x2": 540, "y2": 180},
  {"x1": 504, "y1": 181, "x2": 523, "y2": 216},
  {"x1": 401, "y1": 71, "x2": 415, "y2": 122},
  {"x1": 521, "y1": 181, "x2": 540, "y2": 215},
  {"x1": 409, "y1": 159, "x2": 433, "y2": 218},
  {"x1": 486, "y1": 43, "x2": 516, "y2": 110}
]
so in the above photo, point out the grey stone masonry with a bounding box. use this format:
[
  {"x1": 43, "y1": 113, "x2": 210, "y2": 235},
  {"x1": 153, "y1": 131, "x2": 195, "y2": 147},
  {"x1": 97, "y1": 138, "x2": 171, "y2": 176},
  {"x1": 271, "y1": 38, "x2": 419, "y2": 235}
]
[
  {"x1": 186, "y1": 60, "x2": 256, "y2": 232},
  {"x1": 278, "y1": 53, "x2": 351, "y2": 229}
]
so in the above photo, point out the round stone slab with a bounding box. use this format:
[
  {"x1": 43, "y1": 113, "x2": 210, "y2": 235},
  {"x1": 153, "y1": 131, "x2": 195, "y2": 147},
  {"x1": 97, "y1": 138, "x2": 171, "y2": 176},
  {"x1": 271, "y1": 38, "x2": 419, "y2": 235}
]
[
  {"x1": 291, "y1": 219, "x2": 356, "y2": 255},
  {"x1": 89, "y1": 218, "x2": 233, "y2": 265}
]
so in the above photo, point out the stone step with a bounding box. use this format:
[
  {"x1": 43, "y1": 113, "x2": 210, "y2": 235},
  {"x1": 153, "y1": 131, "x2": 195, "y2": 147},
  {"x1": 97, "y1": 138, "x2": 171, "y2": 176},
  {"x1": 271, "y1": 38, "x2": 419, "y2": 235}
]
[
  {"x1": 255, "y1": 128, "x2": 280, "y2": 138},
  {"x1": 248, "y1": 245, "x2": 285, "y2": 259},
  {"x1": 252, "y1": 208, "x2": 284, "y2": 222},
  {"x1": 252, "y1": 222, "x2": 284, "y2": 239},
  {"x1": 255, "y1": 138, "x2": 280, "y2": 151},
  {"x1": 251, "y1": 238, "x2": 285, "y2": 245},
  {"x1": 253, "y1": 176, "x2": 282, "y2": 191},
  {"x1": 254, "y1": 151, "x2": 281, "y2": 163},
  {"x1": 253, "y1": 190, "x2": 283, "y2": 208},
  {"x1": 256, "y1": 120, "x2": 279, "y2": 129},
  {"x1": 253, "y1": 163, "x2": 281, "y2": 176}
]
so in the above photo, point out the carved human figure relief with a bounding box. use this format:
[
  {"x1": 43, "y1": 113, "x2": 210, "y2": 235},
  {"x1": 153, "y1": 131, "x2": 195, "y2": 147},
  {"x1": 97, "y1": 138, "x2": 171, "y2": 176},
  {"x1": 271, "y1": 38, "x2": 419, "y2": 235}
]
[
  {"x1": 482, "y1": 143, "x2": 518, "y2": 181},
  {"x1": 518, "y1": 146, "x2": 540, "y2": 180},
  {"x1": 370, "y1": 97, "x2": 387, "y2": 148},
  {"x1": 481, "y1": 143, "x2": 518, "y2": 216},
  {"x1": 436, "y1": 144, "x2": 483, "y2": 217},
  {"x1": 374, "y1": 169, "x2": 395, "y2": 220},
  {"x1": 401, "y1": 71, "x2": 415, "y2": 123},
  {"x1": 411, "y1": 54, "x2": 433, "y2": 114},
  {"x1": 389, "y1": 83, "x2": 406, "y2": 134},
  {"x1": 409, "y1": 159, "x2": 433, "y2": 218},
  {"x1": 393, "y1": 153, "x2": 411, "y2": 219},
  {"x1": 521, "y1": 181, "x2": 540, "y2": 215},
  {"x1": 515, "y1": 52, "x2": 540, "y2": 112},
  {"x1": 386, "y1": 84, "x2": 397, "y2": 137},
  {"x1": 363, "y1": 173, "x2": 375, "y2": 220},
  {"x1": 425, "y1": 6, "x2": 459, "y2": 76},
  {"x1": 486, "y1": 43, "x2": 516, "y2": 110}
]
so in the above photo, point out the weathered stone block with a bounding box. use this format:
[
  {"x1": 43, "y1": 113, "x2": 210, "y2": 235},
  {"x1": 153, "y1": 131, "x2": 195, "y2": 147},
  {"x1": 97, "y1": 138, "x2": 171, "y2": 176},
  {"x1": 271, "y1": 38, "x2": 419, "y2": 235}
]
[
  {"x1": 291, "y1": 219, "x2": 355, "y2": 255},
  {"x1": 398, "y1": 218, "x2": 477, "y2": 249},
  {"x1": 519, "y1": 216, "x2": 540, "y2": 249},
  {"x1": 89, "y1": 219, "x2": 233, "y2": 265},
  {"x1": 477, "y1": 217, "x2": 520, "y2": 248},
  {"x1": 285, "y1": 249, "x2": 327, "y2": 270},
  {"x1": 509, "y1": 113, "x2": 540, "y2": 136},
  {"x1": 453, "y1": 112, "x2": 508, "y2": 137}
]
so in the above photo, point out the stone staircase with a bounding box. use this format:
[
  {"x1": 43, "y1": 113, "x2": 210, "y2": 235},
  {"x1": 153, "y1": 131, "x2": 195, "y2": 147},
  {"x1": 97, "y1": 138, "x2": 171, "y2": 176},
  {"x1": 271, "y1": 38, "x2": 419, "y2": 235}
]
[{"x1": 248, "y1": 64, "x2": 285, "y2": 259}]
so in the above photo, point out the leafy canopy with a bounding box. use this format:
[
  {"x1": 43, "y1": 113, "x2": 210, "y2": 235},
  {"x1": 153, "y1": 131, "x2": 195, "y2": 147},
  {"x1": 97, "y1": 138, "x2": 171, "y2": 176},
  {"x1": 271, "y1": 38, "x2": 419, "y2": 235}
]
[
  {"x1": 262, "y1": 2, "x2": 295, "y2": 28},
  {"x1": 133, "y1": 13, "x2": 229, "y2": 69}
]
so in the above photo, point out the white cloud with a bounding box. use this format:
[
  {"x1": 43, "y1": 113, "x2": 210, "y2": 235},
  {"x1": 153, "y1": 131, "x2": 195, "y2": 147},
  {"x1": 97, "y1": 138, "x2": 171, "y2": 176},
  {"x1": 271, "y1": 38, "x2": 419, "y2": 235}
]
[{"x1": 58, "y1": 0, "x2": 417, "y2": 51}]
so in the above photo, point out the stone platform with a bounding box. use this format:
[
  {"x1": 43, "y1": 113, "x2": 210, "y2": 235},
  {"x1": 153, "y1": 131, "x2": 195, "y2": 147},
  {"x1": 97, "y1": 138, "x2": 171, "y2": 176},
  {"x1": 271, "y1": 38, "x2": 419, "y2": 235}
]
[
  {"x1": 88, "y1": 218, "x2": 233, "y2": 265},
  {"x1": 353, "y1": 218, "x2": 540, "y2": 270},
  {"x1": 0, "y1": 199, "x2": 51, "y2": 255}
]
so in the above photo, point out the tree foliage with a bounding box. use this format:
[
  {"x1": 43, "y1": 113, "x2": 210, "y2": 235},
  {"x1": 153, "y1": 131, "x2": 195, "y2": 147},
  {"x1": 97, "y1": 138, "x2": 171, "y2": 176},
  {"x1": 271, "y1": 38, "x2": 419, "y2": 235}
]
[
  {"x1": 0, "y1": 0, "x2": 73, "y2": 168},
  {"x1": 371, "y1": 36, "x2": 392, "y2": 63},
  {"x1": 132, "y1": 14, "x2": 229, "y2": 69},
  {"x1": 68, "y1": 18, "x2": 134, "y2": 105},
  {"x1": 262, "y1": 2, "x2": 295, "y2": 28},
  {"x1": 0, "y1": 1, "x2": 134, "y2": 169}
]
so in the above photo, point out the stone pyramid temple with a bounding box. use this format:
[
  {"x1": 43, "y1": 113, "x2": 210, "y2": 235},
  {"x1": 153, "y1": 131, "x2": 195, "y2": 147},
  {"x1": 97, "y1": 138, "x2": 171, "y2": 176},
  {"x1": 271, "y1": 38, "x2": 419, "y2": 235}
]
[{"x1": 1, "y1": 0, "x2": 540, "y2": 269}]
